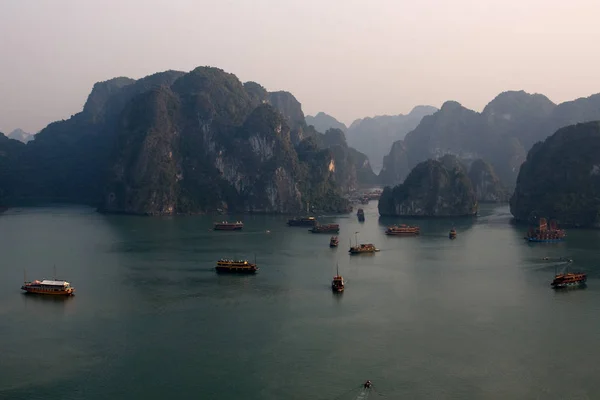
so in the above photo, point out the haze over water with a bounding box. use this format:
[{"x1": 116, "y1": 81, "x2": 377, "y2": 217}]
[{"x1": 1, "y1": 203, "x2": 600, "y2": 399}]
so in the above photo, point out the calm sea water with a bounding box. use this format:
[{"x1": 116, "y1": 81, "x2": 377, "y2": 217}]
[{"x1": 1, "y1": 203, "x2": 600, "y2": 400}]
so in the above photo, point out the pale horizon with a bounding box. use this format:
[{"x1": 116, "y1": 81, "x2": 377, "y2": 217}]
[{"x1": 2, "y1": 0, "x2": 600, "y2": 134}]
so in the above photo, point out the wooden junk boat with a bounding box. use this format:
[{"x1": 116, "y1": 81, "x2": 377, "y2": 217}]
[
  {"x1": 214, "y1": 221, "x2": 244, "y2": 231},
  {"x1": 385, "y1": 224, "x2": 420, "y2": 236},
  {"x1": 357, "y1": 208, "x2": 365, "y2": 222},
  {"x1": 215, "y1": 258, "x2": 258, "y2": 274},
  {"x1": 21, "y1": 268, "x2": 75, "y2": 296},
  {"x1": 309, "y1": 223, "x2": 340, "y2": 233},
  {"x1": 331, "y1": 263, "x2": 344, "y2": 292},
  {"x1": 287, "y1": 216, "x2": 317, "y2": 227},
  {"x1": 449, "y1": 228, "x2": 457, "y2": 239},
  {"x1": 526, "y1": 218, "x2": 565, "y2": 242},
  {"x1": 329, "y1": 236, "x2": 339, "y2": 247}
]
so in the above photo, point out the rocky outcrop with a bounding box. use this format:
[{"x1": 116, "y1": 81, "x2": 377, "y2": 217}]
[
  {"x1": 510, "y1": 121, "x2": 600, "y2": 227},
  {"x1": 378, "y1": 155, "x2": 477, "y2": 217},
  {"x1": 305, "y1": 112, "x2": 347, "y2": 134},
  {"x1": 468, "y1": 159, "x2": 509, "y2": 203},
  {"x1": 346, "y1": 105, "x2": 437, "y2": 171},
  {"x1": 1, "y1": 67, "x2": 351, "y2": 215}
]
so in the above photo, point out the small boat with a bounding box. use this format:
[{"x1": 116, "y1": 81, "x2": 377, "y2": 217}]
[
  {"x1": 21, "y1": 267, "x2": 75, "y2": 296},
  {"x1": 287, "y1": 216, "x2": 317, "y2": 226},
  {"x1": 0, "y1": 205, "x2": 8, "y2": 214},
  {"x1": 213, "y1": 221, "x2": 244, "y2": 231},
  {"x1": 215, "y1": 257, "x2": 258, "y2": 274},
  {"x1": 331, "y1": 263, "x2": 344, "y2": 292},
  {"x1": 385, "y1": 224, "x2": 420, "y2": 236},
  {"x1": 551, "y1": 272, "x2": 586, "y2": 289},
  {"x1": 329, "y1": 236, "x2": 339, "y2": 247},
  {"x1": 449, "y1": 228, "x2": 457, "y2": 239},
  {"x1": 348, "y1": 232, "x2": 378, "y2": 254},
  {"x1": 357, "y1": 208, "x2": 365, "y2": 222},
  {"x1": 309, "y1": 224, "x2": 340, "y2": 233},
  {"x1": 526, "y1": 218, "x2": 565, "y2": 242},
  {"x1": 349, "y1": 243, "x2": 378, "y2": 254}
]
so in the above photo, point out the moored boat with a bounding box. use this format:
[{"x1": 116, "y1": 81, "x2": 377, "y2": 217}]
[
  {"x1": 332, "y1": 263, "x2": 344, "y2": 292},
  {"x1": 385, "y1": 224, "x2": 420, "y2": 236},
  {"x1": 214, "y1": 221, "x2": 244, "y2": 231},
  {"x1": 309, "y1": 224, "x2": 340, "y2": 233},
  {"x1": 449, "y1": 228, "x2": 457, "y2": 239},
  {"x1": 287, "y1": 216, "x2": 317, "y2": 226},
  {"x1": 215, "y1": 258, "x2": 258, "y2": 274},
  {"x1": 551, "y1": 272, "x2": 586, "y2": 289},
  {"x1": 329, "y1": 236, "x2": 339, "y2": 247},
  {"x1": 526, "y1": 218, "x2": 565, "y2": 242},
  {"x1": 357, "y1": 208, "x2": 365, "y2": 222}
]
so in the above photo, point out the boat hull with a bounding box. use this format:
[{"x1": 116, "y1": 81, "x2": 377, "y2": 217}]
[
  {"x1": 551, "y1": 281, "x2": 586, "y2": 289},
  {"x1": 528, "y1": 238, "x2": 565, "y2": 243},
  {"x1": 214, "y1": 225, "x2": 243, "y2": 231},
  {"x1": 21, "y1": 287, "x2": 75, "y2": 296},
  {"x1": 215, "y1": 267, "x2": 258, "y2": 274}
]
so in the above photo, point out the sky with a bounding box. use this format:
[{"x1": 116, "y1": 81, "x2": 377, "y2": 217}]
[{"x1": 1, "y1": 0, "x2": 600, "y2": 134}]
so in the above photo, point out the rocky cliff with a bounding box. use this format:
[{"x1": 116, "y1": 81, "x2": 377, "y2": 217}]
[
  {"x1": 510, "y1": 121, "x2": 600, "y2": 227},
  {"x1": 468, "y1": 159, "x2": 509, "y2": 203},
  {"x1": 378, "y1": 155, "x2": 477, "y2": 217},
  {"x1": 1, "y1": 67, "x2": 351, "y2": 215},
  {"x1": 380, "y1": 90, "x2": 600, "y2": 189}
]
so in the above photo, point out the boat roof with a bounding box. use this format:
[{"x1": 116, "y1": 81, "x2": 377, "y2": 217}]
[{"x1": 39, "y1": 280, "x2": 69, "y2": 286}]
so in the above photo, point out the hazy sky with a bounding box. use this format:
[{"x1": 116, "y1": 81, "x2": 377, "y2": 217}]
[{"x1": 1, "y1": 0, "x2": 600, "y2": 134}]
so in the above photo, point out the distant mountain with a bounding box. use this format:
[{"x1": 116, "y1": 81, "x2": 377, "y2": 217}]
[
  {"x1": 345, "y1": 105, "x2": 438, "y2": 172},
  {"x1": 305, "y1": 112, "x2": 347, "y2": 134},
  {"x1": 8, "y1": 128, "x2": 34, "y2": 143},
  {"x1": 511, "y1": 121, "x2": 600, "y2": 227},
  {"x1": 380, "y1": 90, "x2": 600, "y2": 188}
]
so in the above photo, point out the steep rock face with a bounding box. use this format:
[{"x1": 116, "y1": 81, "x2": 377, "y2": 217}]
[
  {"x1": 468, "y1": 159, "x2": 509, "y2": 203},
  {"x1": 268, "y1": 91, "x2": 306, "y2": 144},
  {"x1": 378, "y1": 155, "x2": 477, "y2": 217},
  {"x1": 305, "y1": 112, "x2": 347, "y2": 133},
  {"x1": 346, "y1": 105, "x2": 437, "y2": 171},
  {"x1": 510, "y1": 121, "x2": 600, "y2": 227},
  {"x1": 102, "y1": 87, "x2": 181, "y2": 215},
  {"x1": 0, "y1": 133, "x2": 26, "y2": 203},
  {"x1": 320, "y1": 128, "x2": 378, "y2": 191}
]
